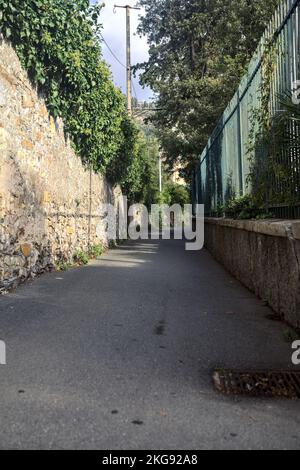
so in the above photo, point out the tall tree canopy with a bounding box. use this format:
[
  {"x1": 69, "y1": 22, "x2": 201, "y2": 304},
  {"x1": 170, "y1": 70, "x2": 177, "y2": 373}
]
[{"x1": 136, "y1": 0, "x2": 280, "y2": 177}]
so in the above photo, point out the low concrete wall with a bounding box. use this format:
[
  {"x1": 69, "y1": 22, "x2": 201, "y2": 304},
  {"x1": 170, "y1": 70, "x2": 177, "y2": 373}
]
[{"x1": 205, "y1": 218, "x2": 300, "y2": 329}]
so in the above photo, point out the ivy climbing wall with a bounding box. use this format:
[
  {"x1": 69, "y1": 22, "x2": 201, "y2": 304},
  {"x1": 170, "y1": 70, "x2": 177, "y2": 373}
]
[{"x1": 0, "y1": 40, "x2": 121, "y2": 291}]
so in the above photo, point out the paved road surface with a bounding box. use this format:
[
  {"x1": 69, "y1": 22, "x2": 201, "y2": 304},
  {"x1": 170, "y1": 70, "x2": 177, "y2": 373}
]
[{"x1": 0, "y1": 239, "x2": 299, "y2": 449}]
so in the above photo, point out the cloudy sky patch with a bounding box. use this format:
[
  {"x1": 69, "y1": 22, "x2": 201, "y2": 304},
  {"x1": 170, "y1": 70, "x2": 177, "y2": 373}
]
[{"x1": 92, "y1": 1, "x2": 152, "y2": 101}]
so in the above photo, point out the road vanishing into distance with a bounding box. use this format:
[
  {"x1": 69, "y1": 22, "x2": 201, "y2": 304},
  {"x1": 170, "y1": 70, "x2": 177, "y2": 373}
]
[{"x1": 0, "y1": 239, "x2": 299, "y2": 450}]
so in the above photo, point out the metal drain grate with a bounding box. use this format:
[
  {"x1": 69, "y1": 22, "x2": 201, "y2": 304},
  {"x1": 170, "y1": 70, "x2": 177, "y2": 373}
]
[{"x1": 213, "y1": 369, "x2": 300, "y2": 399}]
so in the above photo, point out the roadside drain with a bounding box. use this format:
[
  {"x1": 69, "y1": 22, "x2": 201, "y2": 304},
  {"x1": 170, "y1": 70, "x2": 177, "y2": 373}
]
[{"x1": 213, "y1": 369, "x2": 300, "y2": 399}]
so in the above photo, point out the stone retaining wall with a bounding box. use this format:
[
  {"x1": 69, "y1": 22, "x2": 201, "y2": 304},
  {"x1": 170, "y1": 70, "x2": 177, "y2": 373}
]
[
  {"x1": 0, "y1": 40, "x2": 121, "y2": 291},
  {"x1": 205, "y1": 218, "x2": 300, "y2": 329}
]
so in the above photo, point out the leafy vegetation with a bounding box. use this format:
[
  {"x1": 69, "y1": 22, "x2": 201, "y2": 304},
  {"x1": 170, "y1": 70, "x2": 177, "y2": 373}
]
[
  {"x1": 74, "y1": 243, "x2": 110, "y2": 265},
  {"x1": 247, "y1": 45, "x2": 300, "y2": 209},
  {"x1": 219, "y1": 195, "x2": 274, "y2": 220},
  {"x1": 107, "y1": 118, "x2": 154, "y2": 205},
  {"x1": 56, "y1": 243, "x2": 105, "y2": 271},
  {"x1": 0, "y1": 0, "x2": 125, "y2": 172},
  {"x1": 89, "y1": 244, "x2": 105, "y2": 259},
  {"x1": 0, "y1": 0, "x2": 157, "y2": 203},
  {"x1": 248, "y1": 93, "x2": 300, "y2": 206},
  {"x1": 73, "y1": 250, "x2": 90, "y2": 266},
  {"x1": 161, "y1": 182, "x2": 190, "y2": 207},
  {"x1": 135, "y1": 0, "x2": 280, "y2": 180},
  {"x1": 56, "y1": 261, "x2": 73, "y2": 272}
]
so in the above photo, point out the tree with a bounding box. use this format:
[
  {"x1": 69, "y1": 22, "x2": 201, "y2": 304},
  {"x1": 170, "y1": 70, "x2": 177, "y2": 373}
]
[
  {"x1": 135, "y1": 0, "x2": 280, "y2": 178},
  {"x1": 162, "y1": 182, "x2": 190, "y2": 207},
  {"x1": 107, "y1": 118, "x2": 160, "y2": 205}
]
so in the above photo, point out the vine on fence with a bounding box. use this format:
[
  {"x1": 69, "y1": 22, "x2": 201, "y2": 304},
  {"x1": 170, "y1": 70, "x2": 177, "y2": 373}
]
[
  {"x1": 246, "y1": 39, "x2": 277, "y2": 208},
  {"x1": 247, "y1": 36, "x2": 300, "y2": 209}
]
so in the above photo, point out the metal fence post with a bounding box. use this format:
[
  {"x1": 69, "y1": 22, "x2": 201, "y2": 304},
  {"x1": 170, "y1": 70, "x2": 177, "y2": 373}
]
[{"x1": 237, "y1": 89, "x2": 244, "y2": 196}]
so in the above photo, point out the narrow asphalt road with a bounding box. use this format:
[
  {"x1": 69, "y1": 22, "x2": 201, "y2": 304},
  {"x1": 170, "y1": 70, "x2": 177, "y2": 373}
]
[{"x1": 0, "y1": 239, "x2": 299, "y2": 450}]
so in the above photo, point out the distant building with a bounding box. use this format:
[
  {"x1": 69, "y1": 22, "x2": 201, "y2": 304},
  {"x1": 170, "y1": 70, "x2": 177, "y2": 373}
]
[{"x1": 170, "y1": 163, "x2": 186, "y2": 186}]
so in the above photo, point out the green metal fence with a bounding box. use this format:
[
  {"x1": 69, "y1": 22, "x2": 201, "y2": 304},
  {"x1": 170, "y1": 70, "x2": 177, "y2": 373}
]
[{"x1": 193, "y1": 0, "x2": 300, "y2": 218}]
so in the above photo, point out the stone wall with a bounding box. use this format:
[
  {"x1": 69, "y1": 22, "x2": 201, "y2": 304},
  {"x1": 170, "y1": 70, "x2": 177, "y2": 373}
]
[
  {"x1": 0, "y1": 39, "x2": 121, "y2": 291},
  {"x1": 205, "y1": 218, "x2": 300, "y2": 329}
]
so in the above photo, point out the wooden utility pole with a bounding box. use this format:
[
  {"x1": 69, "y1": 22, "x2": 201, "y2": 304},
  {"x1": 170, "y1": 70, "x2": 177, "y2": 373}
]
[
  {"x1": 159, "y1": 152, "x2": 162, "y2": 193},
  {"x1": 114, "y1": 4, "x2": 141, "y2": 116}
]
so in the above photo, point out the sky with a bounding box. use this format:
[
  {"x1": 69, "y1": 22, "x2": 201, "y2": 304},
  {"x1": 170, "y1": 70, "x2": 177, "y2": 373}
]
[{"x1": 92, "y1": 1, "x2": 153, "y2": 102}]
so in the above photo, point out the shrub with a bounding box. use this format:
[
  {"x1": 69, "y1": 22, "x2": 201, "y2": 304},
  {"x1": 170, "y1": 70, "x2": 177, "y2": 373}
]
[
  {"x1": 56, "y1": 261, "x2": 73, "y2": 272},
  {"x1": 73, "y1": 250, "x2": 89, "y2": 265},
  {"x1": 223, "y1": 195, "x2": 274, "y2": 220},
  {"x1": 89, "y1": 244, "x2": 104, "y2": 258}
]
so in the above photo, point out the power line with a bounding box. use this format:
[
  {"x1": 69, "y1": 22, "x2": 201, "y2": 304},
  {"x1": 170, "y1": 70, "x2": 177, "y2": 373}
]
[
  {"x1": 100, "y1": 32, "x2": 140, "y2": 103},
  {"x1": 99, "y1": 33, "x2": 126, "y2": 69}
]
